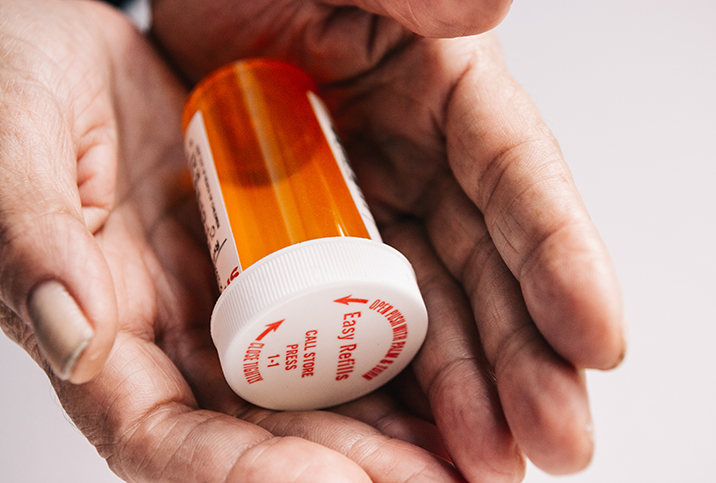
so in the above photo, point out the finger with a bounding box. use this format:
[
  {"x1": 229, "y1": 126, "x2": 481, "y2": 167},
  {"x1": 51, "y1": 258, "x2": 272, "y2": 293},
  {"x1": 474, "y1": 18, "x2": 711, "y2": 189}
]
[
  {"x1": 424, "y1": 176, "x2": 593, "y2": 474},
  {"x1": 385, "y1": 366, "x2": 435, "y2": 422},
  {"x1": 0, "y1": 10, "x2": 118, "y2": 382},
  {"x1": 326, "y1": 0, "x2": 512, "y2": 37},
  {"x1": 151, "y1": 0, "x2": 413, "y2": 84},
  {"x1": 56, "y1": 333, "x2": 370, "y2": 483},
  {"x1": 385, "y1": 222, "x2": 526, "y2": 482},
  {"x1": 444, "y1": 35, "x2": 625, "y2": 370},
  {"x1": 332, "y1": 390, "x2": 449, "y2": 459},
  {"x1": 245, "y1": 408, "x2": 466, "y2": 483}
]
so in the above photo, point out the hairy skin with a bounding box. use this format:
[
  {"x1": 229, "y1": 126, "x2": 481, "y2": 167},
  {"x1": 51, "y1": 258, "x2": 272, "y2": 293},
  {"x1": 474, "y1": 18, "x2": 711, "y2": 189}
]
[{"x1": 0, "y1": 0, "x2": 625, "y2": 482}]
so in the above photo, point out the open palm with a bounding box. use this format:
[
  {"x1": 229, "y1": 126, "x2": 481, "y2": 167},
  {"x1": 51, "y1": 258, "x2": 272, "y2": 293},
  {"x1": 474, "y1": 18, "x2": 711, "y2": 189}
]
[
  {"x1": 153, "y1": 0, "x2": 627, "y2": 478},
  {"x1": 0, "y1": 1, "x2": 625, "y2": 482}
]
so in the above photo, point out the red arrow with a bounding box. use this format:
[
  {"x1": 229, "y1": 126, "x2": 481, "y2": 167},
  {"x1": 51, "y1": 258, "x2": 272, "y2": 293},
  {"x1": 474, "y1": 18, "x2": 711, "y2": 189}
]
[
  {"x1": 334, "y1": 295, "x2": 369, "y2": 305},
  {"x1": 256, "y1": 319, "x2": 284, "y2": 341}
]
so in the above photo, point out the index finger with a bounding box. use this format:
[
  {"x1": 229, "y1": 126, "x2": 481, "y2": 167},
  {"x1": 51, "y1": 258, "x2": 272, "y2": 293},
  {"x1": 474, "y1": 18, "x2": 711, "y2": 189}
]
[{"x1": 445, "y1": 34, "x2": 625, "y2": 370}]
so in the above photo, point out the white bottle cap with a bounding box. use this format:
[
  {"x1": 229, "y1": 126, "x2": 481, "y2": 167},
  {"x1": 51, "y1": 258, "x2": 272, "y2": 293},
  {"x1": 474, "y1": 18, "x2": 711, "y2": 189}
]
[{"x1": 211, "y1": 237, "x2": 428, "y2": 411}]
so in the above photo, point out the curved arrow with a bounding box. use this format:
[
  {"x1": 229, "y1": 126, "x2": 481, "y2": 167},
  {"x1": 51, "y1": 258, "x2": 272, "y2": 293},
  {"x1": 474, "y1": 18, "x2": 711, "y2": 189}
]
[{"x1": 256, "y1": 319, "x2": 284, "y2": 341}]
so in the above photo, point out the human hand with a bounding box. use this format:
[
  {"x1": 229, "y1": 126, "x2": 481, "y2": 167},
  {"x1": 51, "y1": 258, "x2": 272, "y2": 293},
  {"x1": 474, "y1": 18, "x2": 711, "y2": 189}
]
[
  {"x1": 0, "y1": 1, "x2": 472, "y2": 482},
  {"x1": 150, "y1": 0, "x2": 628, "y2": 480}
]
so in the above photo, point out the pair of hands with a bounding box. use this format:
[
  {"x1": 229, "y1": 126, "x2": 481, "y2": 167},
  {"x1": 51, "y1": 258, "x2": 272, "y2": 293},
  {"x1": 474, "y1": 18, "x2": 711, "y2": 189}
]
[{"x1": 0, "y1": 0, "x2": 625, "y2": 482}]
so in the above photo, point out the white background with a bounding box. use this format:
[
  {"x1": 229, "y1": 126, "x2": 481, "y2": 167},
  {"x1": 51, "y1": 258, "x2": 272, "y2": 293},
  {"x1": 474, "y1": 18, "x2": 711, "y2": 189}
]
[{"x1": 1, "y1": 1, "x2": 715, "y2": 481}]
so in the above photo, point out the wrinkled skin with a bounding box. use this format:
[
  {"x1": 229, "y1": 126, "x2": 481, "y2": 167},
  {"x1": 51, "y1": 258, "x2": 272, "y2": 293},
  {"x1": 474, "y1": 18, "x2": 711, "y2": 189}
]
[{"x1": 0, "y1": 0, "x2": 625, "y2": 482}]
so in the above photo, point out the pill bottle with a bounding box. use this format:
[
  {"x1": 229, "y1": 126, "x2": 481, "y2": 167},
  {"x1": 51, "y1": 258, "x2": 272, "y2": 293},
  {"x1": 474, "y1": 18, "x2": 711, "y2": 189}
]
[{"x1": 182, "y1": 59, "x2": 428, "y2": 411}]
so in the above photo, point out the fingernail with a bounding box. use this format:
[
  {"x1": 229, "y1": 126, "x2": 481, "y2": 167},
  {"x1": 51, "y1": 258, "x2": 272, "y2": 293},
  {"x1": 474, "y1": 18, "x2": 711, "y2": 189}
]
[{"x1": 28, "y1": 281, "x2": 94, "y2": 381}]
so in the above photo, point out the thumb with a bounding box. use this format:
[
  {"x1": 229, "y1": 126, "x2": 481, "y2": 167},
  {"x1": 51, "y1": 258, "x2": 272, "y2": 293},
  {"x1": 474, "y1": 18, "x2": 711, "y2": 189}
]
[
  {"x1": 336, "y1": 0, "x2": 512, "y2": 37},
  {"x1": 0, "y1": 77, "x2": 118, "y2": 385}
]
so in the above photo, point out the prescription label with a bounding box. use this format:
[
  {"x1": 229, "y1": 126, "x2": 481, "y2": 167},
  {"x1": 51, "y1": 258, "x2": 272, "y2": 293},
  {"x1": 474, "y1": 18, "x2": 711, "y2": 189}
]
[{"x1": 185, "y1": 111, "x2": 242, "y2": 292}]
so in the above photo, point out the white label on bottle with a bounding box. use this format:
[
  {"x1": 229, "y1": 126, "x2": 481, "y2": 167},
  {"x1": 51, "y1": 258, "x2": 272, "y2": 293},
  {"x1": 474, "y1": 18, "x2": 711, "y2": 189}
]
[
  {"x1": 308, "y1": 91, "x2": 383, "y2": 242},
  {"x1": 184, "y1": 111, "x2": 242, "y2": 292}
]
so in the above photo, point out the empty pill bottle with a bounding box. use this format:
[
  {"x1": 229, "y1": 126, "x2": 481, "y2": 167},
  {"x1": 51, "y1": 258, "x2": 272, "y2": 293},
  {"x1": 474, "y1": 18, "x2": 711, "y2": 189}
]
[{"x1": 182, "y1": 59, "x2": 427, "y2": 411}]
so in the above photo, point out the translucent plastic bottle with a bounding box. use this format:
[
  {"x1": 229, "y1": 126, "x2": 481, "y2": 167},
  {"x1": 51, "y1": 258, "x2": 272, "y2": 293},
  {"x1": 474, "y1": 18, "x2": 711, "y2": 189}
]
[{"x1": 183, "y1": 59, "x2": 427, "y2": 410}]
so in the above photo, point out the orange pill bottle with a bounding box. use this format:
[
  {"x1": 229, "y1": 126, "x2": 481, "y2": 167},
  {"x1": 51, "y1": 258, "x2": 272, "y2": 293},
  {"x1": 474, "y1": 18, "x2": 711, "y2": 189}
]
[{"x1": 183, "y1": 59, "x2": 427, "y2": 410}]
